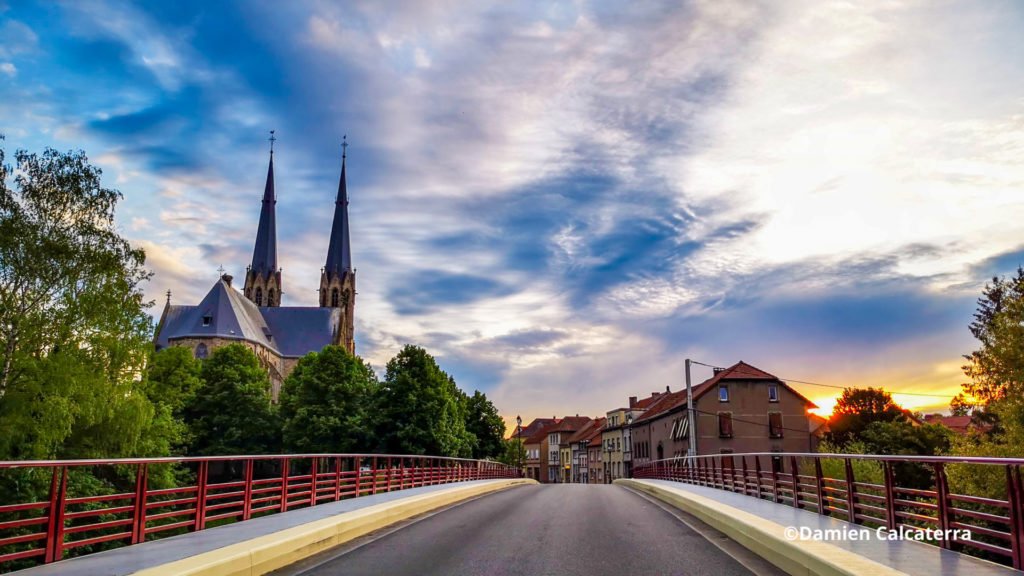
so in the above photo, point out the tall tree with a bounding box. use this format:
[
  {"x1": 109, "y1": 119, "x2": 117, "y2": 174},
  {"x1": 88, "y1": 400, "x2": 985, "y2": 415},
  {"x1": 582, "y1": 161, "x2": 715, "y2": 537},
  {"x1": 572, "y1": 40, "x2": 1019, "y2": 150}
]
[
  {"x1": 183, "y1": 343, "x2": 280, "y2": 455},
  {"x1": 826, "y1": 387, "x2": 906, "y2": 446},
  {"x1": 465, "y1": 390, "x2": 506, "y2": 459},
  {"x1": 0, "y1": 142, "x2": 171, "y2": 461},
  {"x1": 279, "y1": 345, "x2": 379, "y2": 453},
  {"x1": 375, "y1": 345, "x2": 474, "y2": 457}
]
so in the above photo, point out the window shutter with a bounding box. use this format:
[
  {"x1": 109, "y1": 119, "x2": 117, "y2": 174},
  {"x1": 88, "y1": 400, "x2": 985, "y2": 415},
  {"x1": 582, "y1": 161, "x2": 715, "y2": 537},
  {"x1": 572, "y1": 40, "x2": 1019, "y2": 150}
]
[
  {"x1": 718, "y1": 413, "x2": 733, "y2": 437},
  {"x1": 769, "y1": 412, "x2": 783, "y2": 438}
]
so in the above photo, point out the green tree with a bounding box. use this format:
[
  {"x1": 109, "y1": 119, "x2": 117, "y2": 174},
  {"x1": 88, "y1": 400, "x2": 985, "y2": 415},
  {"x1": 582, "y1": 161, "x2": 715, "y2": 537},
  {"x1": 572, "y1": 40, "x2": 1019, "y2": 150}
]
[
  {"x1": 497, "y1": 438, "x2": 526, "y2": 468},
  {"x1": 826, "y1": 387, "x2": 906, "y2": 446},
  {"x1": 0, "y1": 141, "x2": 171, "y2": 462},
  {"x1": 375, "y1": 345, "x2": 474, "y2": 457},
  {"x1": 279, "y1": 345, "x2": 379, "y2": 453},
  {"x1": 183, "y1": 343, "x2": 280, "y2": 455},
  {"x1": 141, "y1": 346, "x2": 203, "y2": 453},
  {"x1": 465, "y1": 390, "x2": 506, "y2": 459}
]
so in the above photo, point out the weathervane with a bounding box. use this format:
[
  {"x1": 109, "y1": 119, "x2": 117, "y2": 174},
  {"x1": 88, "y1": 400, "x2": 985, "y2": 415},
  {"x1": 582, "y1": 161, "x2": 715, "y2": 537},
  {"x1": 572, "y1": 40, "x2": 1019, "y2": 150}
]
[
  {"x1": 342, "y1": 134, "x2": 347, "y2": 159},
  {"x1": 269, "y1": 130, "x2": 276, "y2": 154}
]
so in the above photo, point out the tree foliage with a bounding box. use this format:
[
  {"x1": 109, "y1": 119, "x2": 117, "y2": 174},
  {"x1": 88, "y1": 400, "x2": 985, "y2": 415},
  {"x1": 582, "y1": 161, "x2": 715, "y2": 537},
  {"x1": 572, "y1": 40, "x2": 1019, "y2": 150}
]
[
  {"x1": 465, "y1": 390, "x2": 506, "y2": 459},
  {"x1": 375, "y1": 345, "x2": 475, "y2": 457},
  {"x1": 279, "y1": 345, "x2": 379, "y2": 453},
  {"x1": 183, "y1": 343, "x2": 280, "y2": 455},
  {"x1": 826, "y1": 387, "x2": 906, "y2": 446},
  {"x1": 0, "y1": 142, "x2": 172, "y2": 462}
]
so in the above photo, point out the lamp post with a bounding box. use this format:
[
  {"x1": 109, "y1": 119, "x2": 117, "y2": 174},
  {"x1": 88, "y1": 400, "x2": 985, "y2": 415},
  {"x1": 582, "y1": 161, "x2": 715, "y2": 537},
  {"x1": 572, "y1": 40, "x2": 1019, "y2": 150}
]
[
  {"x1": 516, "y1": 415, "x2": 523, "y2": 477},
  {"x1": 625, "y1": 412, "x2": 633, "y2": 478}
]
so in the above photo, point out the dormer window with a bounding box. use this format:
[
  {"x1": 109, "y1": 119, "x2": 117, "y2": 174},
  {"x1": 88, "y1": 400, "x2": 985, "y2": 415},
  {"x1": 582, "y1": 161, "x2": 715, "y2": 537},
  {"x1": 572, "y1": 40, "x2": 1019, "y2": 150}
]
[{"x1": 202, "y1": 315, "x2": 212, "y2": 327}]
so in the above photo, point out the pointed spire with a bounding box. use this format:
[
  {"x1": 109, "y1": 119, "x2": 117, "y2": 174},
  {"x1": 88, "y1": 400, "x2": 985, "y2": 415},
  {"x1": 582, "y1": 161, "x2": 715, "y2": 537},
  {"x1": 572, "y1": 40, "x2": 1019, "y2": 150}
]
[
  {"x1": 325, "y1": 135, "x2": 352, "y2": 275},
  {"x1": 250, "y1": 131, "x2": 278, "y2": 276}
]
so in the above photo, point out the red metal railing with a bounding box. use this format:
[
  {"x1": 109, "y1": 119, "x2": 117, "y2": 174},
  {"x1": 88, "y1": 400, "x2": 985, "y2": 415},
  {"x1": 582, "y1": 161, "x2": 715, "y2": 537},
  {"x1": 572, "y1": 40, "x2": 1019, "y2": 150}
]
[
  {"x1": 0, "y1": 454, "x2": 518, "y2": 572},
  {"x1": 633, "y1": 452, "x2": 1024, "y2": 569}
]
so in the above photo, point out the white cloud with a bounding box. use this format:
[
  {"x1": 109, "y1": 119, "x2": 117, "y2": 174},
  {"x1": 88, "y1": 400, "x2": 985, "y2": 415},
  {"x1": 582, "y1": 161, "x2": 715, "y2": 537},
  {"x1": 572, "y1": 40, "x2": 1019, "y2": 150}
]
[{"x1": 0, "y1": 62, "x2": 15, "y2": 76}]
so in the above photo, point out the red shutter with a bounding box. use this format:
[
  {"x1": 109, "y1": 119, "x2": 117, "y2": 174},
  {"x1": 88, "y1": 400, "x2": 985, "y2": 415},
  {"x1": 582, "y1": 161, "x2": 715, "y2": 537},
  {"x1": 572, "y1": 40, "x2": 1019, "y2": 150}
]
[
  {"x1": 718, "y1": 413, "x2": 733, "y2": 437},
  {"x1": 769, "y1": 412, "x2": 783, "y2": 438}
]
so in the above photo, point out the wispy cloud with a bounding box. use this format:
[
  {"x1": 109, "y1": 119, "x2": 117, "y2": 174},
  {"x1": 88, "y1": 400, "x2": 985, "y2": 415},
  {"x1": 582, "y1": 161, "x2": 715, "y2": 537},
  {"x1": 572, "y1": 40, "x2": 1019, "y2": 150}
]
[{"x1": 3, "y1": 0, "x2": 1023, "y2": 421}]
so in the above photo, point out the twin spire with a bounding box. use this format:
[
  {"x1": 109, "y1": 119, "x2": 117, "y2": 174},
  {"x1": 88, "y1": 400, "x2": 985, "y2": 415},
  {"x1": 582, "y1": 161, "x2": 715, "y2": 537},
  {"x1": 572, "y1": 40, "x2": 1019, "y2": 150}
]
[{"x1": 245, "y1": 131, "x2": 353, "y2": 308}]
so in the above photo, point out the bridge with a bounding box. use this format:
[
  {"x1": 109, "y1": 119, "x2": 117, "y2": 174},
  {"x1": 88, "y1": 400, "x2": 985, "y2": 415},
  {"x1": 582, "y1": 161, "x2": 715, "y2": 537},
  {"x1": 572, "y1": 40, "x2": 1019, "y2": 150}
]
[{"x1": 0, "y1": 453, "x2": 1022, "y2": 575}]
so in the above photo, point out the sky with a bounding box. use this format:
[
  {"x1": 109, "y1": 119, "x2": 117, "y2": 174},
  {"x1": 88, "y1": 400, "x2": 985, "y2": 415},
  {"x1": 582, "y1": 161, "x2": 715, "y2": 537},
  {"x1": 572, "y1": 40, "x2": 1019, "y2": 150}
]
[{"x1": 3, "y1": 0, "x2": 1024, "y2": 427}]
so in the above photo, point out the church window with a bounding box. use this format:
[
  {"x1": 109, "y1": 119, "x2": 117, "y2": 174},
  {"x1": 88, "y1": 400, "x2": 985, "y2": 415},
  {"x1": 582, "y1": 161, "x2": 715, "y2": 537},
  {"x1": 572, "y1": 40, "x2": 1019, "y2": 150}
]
[
  {"x1": 195, "y1": 343, "x2": 208, "y2": 359},
  {"x1": 202, "y1": 315, "x2": 212, "y2": 326},
  {"x1": 255, "y1": 287, "x2": 263, "y2": 306},
  {"x1": 268, "y1": 288, "x2": 276, "y2": 306},
  {"x1": 331, "y1": 288, "x2": 339, "y2": 307}
]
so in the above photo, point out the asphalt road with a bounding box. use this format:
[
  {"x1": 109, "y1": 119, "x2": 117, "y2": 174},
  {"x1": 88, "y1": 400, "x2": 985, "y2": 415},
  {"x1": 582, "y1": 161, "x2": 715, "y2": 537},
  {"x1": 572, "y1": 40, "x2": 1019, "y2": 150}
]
[{"x1": 279, "y1": 484, "x2": 769, "y2": 576}]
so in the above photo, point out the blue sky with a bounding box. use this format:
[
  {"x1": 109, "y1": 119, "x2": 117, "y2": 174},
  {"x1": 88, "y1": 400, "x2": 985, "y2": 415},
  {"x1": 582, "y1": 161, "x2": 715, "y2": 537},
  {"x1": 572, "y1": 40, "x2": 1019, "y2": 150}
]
[{"x1": 3, "y1": 0, "x2": 1024, "y2": 423}]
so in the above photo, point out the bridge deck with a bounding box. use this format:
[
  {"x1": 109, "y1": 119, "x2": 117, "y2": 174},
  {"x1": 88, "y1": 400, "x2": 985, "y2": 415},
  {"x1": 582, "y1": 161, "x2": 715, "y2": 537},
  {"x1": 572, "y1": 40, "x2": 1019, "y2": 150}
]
[
  {"x1": 16, "y1": 480, "x2": 507, "y2": 576},
  {"x1": 636, "y1": 479, "x2": 1018, "y2": 576}
]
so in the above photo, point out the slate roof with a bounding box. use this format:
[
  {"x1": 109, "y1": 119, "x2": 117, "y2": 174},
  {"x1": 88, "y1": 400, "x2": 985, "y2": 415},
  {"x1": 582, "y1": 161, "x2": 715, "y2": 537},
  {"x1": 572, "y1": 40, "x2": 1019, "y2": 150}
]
[
  {"x1": 155, "y1": 276, "x2": 340, "y2": 359},
  {"x1": 250, "y1": 154, "x2": 278, "y2": 276}
]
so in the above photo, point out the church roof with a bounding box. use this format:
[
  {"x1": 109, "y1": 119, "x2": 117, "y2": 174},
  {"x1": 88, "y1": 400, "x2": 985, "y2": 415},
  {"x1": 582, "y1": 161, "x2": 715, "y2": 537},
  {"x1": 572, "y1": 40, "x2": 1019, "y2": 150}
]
[
  {"x1": 155, "y1": 276, "x2": 340, "y2": 359},
  {"x1": 250, "y1": 152, "x2": 278, "y2": 276},
  {"x1": 324, "y1": 145, "x2": 352, "y2": 275}
]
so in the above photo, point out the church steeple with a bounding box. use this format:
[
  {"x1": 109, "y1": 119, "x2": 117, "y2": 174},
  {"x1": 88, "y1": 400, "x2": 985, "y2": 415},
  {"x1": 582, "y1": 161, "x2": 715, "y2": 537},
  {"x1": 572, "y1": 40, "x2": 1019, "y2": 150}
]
[
  {"x1": 244, "y1": 131, "x2": 283, "y2": 307},
  {"x1": 319, "y1": 135, "x2": 355, "y2": 354},
  {"x1": 324, "y1": 136, "x2": 351, "y2": 275}
]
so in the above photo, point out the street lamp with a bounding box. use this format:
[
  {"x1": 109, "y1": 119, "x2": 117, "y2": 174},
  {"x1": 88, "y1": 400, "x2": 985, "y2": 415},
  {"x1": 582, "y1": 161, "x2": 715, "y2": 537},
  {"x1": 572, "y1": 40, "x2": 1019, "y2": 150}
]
[{"x1": 516, "y1": 415, "x2": 523, "y2": 477}]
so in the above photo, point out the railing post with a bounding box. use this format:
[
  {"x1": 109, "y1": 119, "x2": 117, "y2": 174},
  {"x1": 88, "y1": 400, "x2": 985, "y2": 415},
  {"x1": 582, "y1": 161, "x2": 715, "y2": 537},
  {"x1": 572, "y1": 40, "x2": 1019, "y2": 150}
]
[
  {"x1": 883, "y1": 461, "x2": 897, "y2": 530},
  {"x1": 814, "y1": 457, "x2": 828, "y2": 516},
  {"x1": 353, "y1": 456, "x2": 362, "y2": 498},
  {"x1": 242, "y1": 458, "x2": 254, "y2": 521},
  {"x1": 335, "y1": 457, "x2": 343, "y2": 501},
  {"x1": 194, "y1": 460, "x2": 209, "y2": 531},
  {"x1": 741, "y1": 456, "x2": 749, "y2": 495},
  {"x1": 373, "y1": 457, "x2": 379, "y2": 494},
  {"x1": 309, "y1": 457, "x2": 319, "y2": 507},
  {"x1": 386, "y1": 457, "x2": 393, "y2": 492},
  {"x1": 280, "y1": 457, "x2": 290, "y2": 512},
  {"x1": 934, "y1": 462, "x2": 952, "y2": 549},
  {"x1": 844, "y1": 458, "x2": 857, "y2": 523},
  {"x1": 44, "y1": 466, "x2": 68, "y2": 564},
  {"x1": 131, "y1": 463, "x2": 149, "y2": 544},
  {"x1": 790, "y1": 456, "x2": 801, "y2": 509},
  {"x1": 1006, "y1": 465, "x2": 1024, "y2": 570},
  {"x1": 770, "y1": 457, "x2": 780, "y2": 503},
  {"x1": 754, "y1": 457, "x2": 763, "y2": 499},
  {"x1": 400, "y1": 458, "x2": 406, "y2": 489}
]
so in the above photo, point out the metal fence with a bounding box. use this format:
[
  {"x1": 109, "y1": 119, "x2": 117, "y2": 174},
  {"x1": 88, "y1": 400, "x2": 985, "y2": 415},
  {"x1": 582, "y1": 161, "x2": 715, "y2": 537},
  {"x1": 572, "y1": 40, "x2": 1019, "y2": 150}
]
[
  {"x1": 633, "y1": 452, "x2": 1024, "y2": 569},
  {"x1": 0, "y1": 454, "x2": 519, "y2": 571}
]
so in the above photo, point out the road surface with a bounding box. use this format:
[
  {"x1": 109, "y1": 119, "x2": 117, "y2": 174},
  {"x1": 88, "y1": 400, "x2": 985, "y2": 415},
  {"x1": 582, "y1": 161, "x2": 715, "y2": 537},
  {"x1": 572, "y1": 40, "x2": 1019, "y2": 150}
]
[{"x1": 277, "y1": 483, "x2": 778, "y2": 576}]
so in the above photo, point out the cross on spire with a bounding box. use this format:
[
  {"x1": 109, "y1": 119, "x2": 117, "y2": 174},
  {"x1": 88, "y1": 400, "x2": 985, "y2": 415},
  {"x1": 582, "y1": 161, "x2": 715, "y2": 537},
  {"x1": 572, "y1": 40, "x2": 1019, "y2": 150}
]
[
  {"x1": 342, "y1": 134, "x2": 347, "y2": 159},
  {"x1": 269, "y1": 130, "x2": 276, "y2": 154},
  {"x1": 217, "y1": 265, "x2": 225, "y2": 276}
]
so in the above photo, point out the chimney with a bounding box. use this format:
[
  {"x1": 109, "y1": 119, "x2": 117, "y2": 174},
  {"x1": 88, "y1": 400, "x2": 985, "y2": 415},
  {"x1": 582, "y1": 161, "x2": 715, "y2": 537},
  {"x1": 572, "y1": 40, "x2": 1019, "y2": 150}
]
[
  {"x1": 665, "y1": 385, "x2": 670, "y2": 393},
  {"x1": 713, "y1": 367, "x2": 725, "y2": 374},
  {"x1": 221, "y1": 274, "x2": 233, "y2": 287},
  {"x1": 629, "y1": 396, "x2": 637, "y2": 408}
]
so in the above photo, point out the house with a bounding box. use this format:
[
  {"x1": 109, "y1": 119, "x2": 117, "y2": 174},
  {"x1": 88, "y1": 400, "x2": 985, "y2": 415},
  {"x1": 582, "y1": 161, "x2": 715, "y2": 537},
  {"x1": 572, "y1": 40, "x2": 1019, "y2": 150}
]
[
  {"x1": 524, "y1": 419, "x2": 560, "y2": 482},
  {"x1": 512, "y1": 418, "x2": 557, "y2": 477},
  {"x1": 567, "y1": 419, "x2": 603, "y2": 483},
  {"x1": 604, "y1": 391, "x2": 667, "y2": 480},
  {"x1": 923, "y1": 414, "x2": 989, "y2": 435},
  {"x1": 585, "y1": 419, "x2": 606, "y2": 484},
  {"x1": 630, "y1": 361, "x2": 817, "y2": 469},
  {"x1": 545, "y1": 417, "x2": 592, "y2": 483}
]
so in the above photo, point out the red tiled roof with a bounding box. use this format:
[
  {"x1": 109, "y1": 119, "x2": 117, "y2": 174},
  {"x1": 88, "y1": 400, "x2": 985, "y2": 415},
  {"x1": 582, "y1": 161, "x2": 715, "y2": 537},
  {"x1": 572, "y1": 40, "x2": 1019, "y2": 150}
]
[
  {"x1": 632, "y1": 361, "x2": 816, "y2": 425},
  {"x1": 584, "y1": 418, "x2": 606, "y2": 443},
  {"x1": 525, "y1": 419, "x2": 561, "y2": 444},
  {"x1": 566, "y1": 419, "x2": 604, "y2": 444},
  {"x1": 550, "y1": 416, "x2": 593, "y2": 436},
  {"x1": 511, "y1": 418, "x2": 557, "y2": 440}
]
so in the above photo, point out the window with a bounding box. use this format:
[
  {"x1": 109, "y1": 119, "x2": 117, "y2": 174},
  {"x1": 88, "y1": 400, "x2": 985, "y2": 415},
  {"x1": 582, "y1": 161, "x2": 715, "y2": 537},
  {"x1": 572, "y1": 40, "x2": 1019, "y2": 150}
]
[
  {"x1": 194, "y1": 343, "x2": 208, "y2": 359},
  {"x1": 331, "y1": 288, "x2": 340, "y2": 307},
  {"x1": 255, "y1": 287, "x2": 263, "y2": 306},
  {"x1": 268, "y1": 288, "x2": 276, "y2": 306},
  {"x1": 769, "y1": 412, "x2": 783, "y2": 438},
  {"x1": 768, "y1": 383, "x2": 779, "y2": 402},
  {"x1": 202, "y1": 315, "x2": 212, "y2": 327},
  {"x1": 719, "y1": 385, "x2": 729, "y2": 402},
  {"x1": 718, "y1": 412, "x2": 733, "y2": 438}
]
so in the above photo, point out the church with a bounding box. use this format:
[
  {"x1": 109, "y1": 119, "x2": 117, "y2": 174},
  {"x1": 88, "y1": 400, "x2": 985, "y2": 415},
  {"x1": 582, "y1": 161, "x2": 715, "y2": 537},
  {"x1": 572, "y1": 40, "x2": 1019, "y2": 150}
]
[{"x1": 154, "y1": 138, "x2": 356, "y2": 398}]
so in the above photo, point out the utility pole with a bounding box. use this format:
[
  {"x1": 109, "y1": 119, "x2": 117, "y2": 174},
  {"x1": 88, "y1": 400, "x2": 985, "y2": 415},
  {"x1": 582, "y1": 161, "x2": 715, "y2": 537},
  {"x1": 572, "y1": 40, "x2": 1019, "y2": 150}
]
[{"x1": 686, "y1": 359, "x2": 696, "y2": 464}]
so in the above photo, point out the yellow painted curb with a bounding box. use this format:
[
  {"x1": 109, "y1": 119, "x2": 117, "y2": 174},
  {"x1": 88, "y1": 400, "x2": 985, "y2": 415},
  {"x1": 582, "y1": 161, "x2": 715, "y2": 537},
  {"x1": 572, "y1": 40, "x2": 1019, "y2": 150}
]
[
  {"x1": 133, "y1": 479, "x2": 536, "y2": 576},
  {"x1": 616, "y1": 479, "x2": 908, "y2": 576}
]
